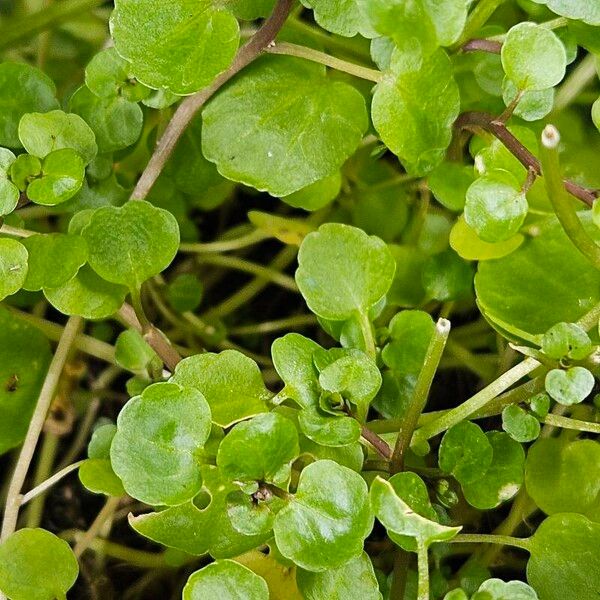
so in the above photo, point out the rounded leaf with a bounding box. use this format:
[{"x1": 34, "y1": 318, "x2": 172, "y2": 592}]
[
  {"x1": 541, "y1": 322, "x2": 592, "y2": 360},
  {"x1": 544, "y1": 367, "x2": 595, "y2": 405},
  {"x1": 502, "y1": 405, "x2": 540, "y2": 443},
  {"x1": 0, "y1": 238, "x2": 28, "y2": 300}
]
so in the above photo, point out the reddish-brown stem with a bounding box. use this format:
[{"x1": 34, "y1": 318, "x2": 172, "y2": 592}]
[
  {"x1": 455, "y1": 111, "x2": 597, "y2": 207},
  {"x1": 130, "y1": 0, "x2": 294, "y2": 201},
  {"x1": 361, "y1": 425, "x2": 392, "y2": 460},
  {"x1": 461, "y1": 38, "x2": 502, "y2": 54}
]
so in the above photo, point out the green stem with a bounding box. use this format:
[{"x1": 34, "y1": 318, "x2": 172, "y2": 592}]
[
  {"x1": 453, "y1": 0, "x2": 506, "y2": 49},
  {"x1": 130, "y1": 287, "x2": 152, "y2": 332},
  {"x1": 543, "y1": 413, "x2": 600, "y2": 434},
  {"x1": 540, "y1": 125, "x2": 600, "y2": 272},
  {"x1": 179, "y1": 229, "x2": 268, "y2": 253},
  {"x1": 25, "y1": 432, "x2": 59, "y2": 528},
  {"x1": 416, "y1": 542, "x2": 430, "y2": 600},
  {"x1": 197, "y1": 254, "x2": 299, "y2": 292},
  {"x1": 229, "y1": 314, "x2": 317, "y2": 336},
  {"x1": 553, "y1": 53, "x2": 598, "y2": 113},
  {"x1": 0, "y1": 224, "x2": 36, "y2": 238},
  {"x1": 0, "y1": 0, "x2": 104, "y2": 50},
  {"x1": 358, "y1": 311, "x2": 377, "y2": 360},
  {"x1": 391, "y1": 318, "x2": 450, "y2": 473},
  {"x1": 449, "y1": 533, "x2": 532, "y2": 552},
  {"x1": 21, "y1": 460, "x2": 84, "y2": 507},
  {"x1": 74, "y1": 496, "x2": 121, "y2": 558},
  {"x1": 446, "y1": 338, "x2": 497, "y2": 382},
  {"x1": 413, "y1": 357, "x2": 539, "y2": 443},
  {"x1": 1, "y1": 316, "x2": 82, "y2": 543},
  {"x1": 265, "y1": 41, "x2": 382, "y2": 82}
]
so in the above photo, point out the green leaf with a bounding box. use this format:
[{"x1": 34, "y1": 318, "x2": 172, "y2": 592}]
[
  {"x1": 272, "y1": 333, "x2": 322, "y2": 409},
  {"x1": 541, "y1": 322, "x2": 592, "y2": 360},
  {"x1": 295, "y1": 223, "x2": 395, "y2": 321},
  {"x1": 450, "y1": 216, "x2": 524, "y2": 261},
  {"x1": 593, "y1": 97, "x2": 600, "y2": 133},
  {"x1": 0, "y1": 238, "x2": 28, "y2": 300},
  {"x1": 166, "y1": 274, "x2": 204, "y2": 313},
  {"x1": 422, "y1": 249, "x2": 473, "y2": 302},
  {"x1": 428, "y1": 162, "x2": 475, "y2": 212},
  {"x1": 79, "y1": 458, "x2": 125, "y2": 497},
  {"x1": 0, "y1": 63, "x2": 59, "y2": 148},
  {"x1": 0, "y1": 148, "x2": 19, "y2": 215},
  {"x1": 22, "y1": 233, "x2": 87, "y2": 291},
  {"x1": 10, "y1": 154, "x2": 41, "y2": 191},
  {"x1": 439, "y1": 422, "x2": 494, "y2": 485},
  {"x1": 0, "y1": 307, "x2": 51, "y2": 455},
  {"x1": 300, "y1": 0, "x2": 376, "y2": 37},
  {"x1": 44, "y1": 265, "x2": 128, "y2": 319},
  {"x1": 530, "y1": 0, "x2": 600, "y2": 26},
  {"x1": 281, "y1": 173, "x2": 342, "y2": 212},
  {"x1": 544, "y1": 367, "x2": 595, "y2": 405},
  {"x1": 110, "y1": 382, "x2": 212, "y2": 506},
  {"x1": 114, "y1": 329, "x2": 158, "y2": 372},
  {"x1": 296, "y1": 552, "x2": 382, "y2": 600},
  {"x1": 475, "y1": 215, "x2": 600, "y2": 338},
  {"x1": 226, "y1": 490, "x2": 284, "y2": 536},
  {"x1": 130, "y1": 465, "x2": 269, "y2": 557},
  {"x1": 386, "y1": 245, "x2": 427, "y2": 307},
  {"x1": 464, "y1": 170, "x2": 528, "y2": 243},
  {"x1": 81, "y1": 201, "x2": 179, "y2": 290},
  {"x1": 525, "y1": 438, "x2": 600, "y2": 520},
  {"x1": 273, "y1": 460, "x2": 373, "y2": 571},
  {"x1": 501, "y1": 405, "x2": 541, "y2": 443},
  {"x1": 183, "y1": 560, "x2": 268, "y2": 600},
  {"x1": 370, "y1": 476, "x2": 461, "y2": 549},
  {"x1": 527, "y1": 514, "x2": 600, "y2": 600},
  {"x1": 111, "y1": 0, "x2": 240, "y2": 95},
  {"x1": 0, "y1": 528, "x2": 78, "y2": 600},
  {"x1": 202, "y1": 56, "x2": 368, "y2": 197},
  {"x1": 474, "y1": 578, "x2": 538, "y2": 599},
  {"x1": 217, "y1": 412, "x2": 299, "y2": 485},
  {"x1": 529, "y1": 393, "x2": 550, "y2": 419},
  {"x1": 501, "y1": 22, "x2": 567, "y2": 91},
  {"x1": 372, "y1": 48, "x2": 460, "y2": 176},
  {"x1": 502, "y1": 78, "x2": 554, "y2": 122},
  {"x1": 461, "y1": 432, "x2": 525, "y2": 510},
  {"x1": 422, "y1": 0, "x2": 468, "y2": 46},
  {"x1": 226, "y1": 0, "x2": 276, "y2": 20},
  {"x1": 298, "y1": 405, "x2": 361, "y2": 447},
  {"x1": 18, "y1": 110, "x2": 98, "y2": 164},
  {"x1": 69, "y1": 85, "x2": 143, "y2": 153},
  {"x1": 171, "y1": 350, "x2": 271, "y2": 427}
]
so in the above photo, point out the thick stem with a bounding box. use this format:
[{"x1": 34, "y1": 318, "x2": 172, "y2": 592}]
[
  {"x1": 360, "y1": 426, "x2": 392, "y2": 460},
  {"x1": 543, "y1": 413, "x2": 600, "y2": 434},
  {"x1": 265, "y1": 42, "x2": 382, "y2": 82},
  {"x1": 1, "y1": 316, "x2": 82, "y2": 542},
  {"x1": 540, "y1": 125, "x2": 600, "y2": 271},
  {"x1": 130, "y1": 0, "x2": 295, "y2": 201},
  {"x1": 391, "y1": 319, "x2": 450, "y2": 473},
  {"x1": 449, "y1": 533, "x2": 532, "y2": 551},
  {"x1": 416, "y1": 542, "x2": 430, "y2": 600}
]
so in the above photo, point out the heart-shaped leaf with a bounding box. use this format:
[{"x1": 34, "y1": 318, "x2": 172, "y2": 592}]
[
  {"x1": 502, "y1": 405, "x2": 541, "y2": 443},
  {"x1": 544, "y1": 367, "x2": 595, "y2": 405}
]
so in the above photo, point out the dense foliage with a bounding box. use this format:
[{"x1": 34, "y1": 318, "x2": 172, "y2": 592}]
[{"x1": 0, "y1": 0, "x2": 600, "y2": 598}]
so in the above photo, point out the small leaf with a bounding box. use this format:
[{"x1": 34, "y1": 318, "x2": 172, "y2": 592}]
[
  {"x1": 79, "y1": 458, "x2": 125, "y2": 497},
  {"x1": 0, "y1": 238, "x2": 28, "y2": 301},
  {"x1": 296, "y1": 552, "x2": 382, "y2": 600},
  {"x1": 110, "y1": 382, "x2": 212, "y2": 506},
  {"x1": 166, "y1": 273, "x2": 203, "y2": 313},
  {"x1": 502, "y1": 78, "x2": 554, "y2": 122},
  {"x1": 111, "y1": 0, "x2": 240, "y2": 95},
  {"x1": 370, "y1": 476, "x2": 461, "y2": 549},
  {"x1": 114, "y1": 329, "x2": 158, "y2": 372},
  {"x1": 502, "y1": 405, "x2": 540, "y2": 443},
  {"x1": 464, "y1": 170, "x2": 528, "y2": 243},
  {"x1": 545, "y1": 367, "x2": 595, "y2": 405},
  {"x1": 529, "y1": 0, "x2": 600, "y2": 26},
  {"x1": 18, "y1": 110, "x2": 97, "y2": 164},
  {"x1": 474, "y1": 578, "x2": 538, "y2": 599},
  {"x1": 501, "y1": 22, "x2": 567, "y2": 91},
  {"x1": 202, "y1": 56, "x2": 368, "y2": 197},
  {"x1": 295, "y1": 223, "x2": 395, "y2": 321},
  {"x1": 428, "y1": 162, "x2": 475, "y2": 212},
  {"x1": 281, "y1": 173, "x2": 341, "y2": 212},
  {"x1": 82, "y1": 201, "x2": 179, "y2": 290},
  {"x1": 301, "y1": 0, "x2": 376, "y2": 37},
  {"x1": 217, "y1": 412, "x2": 299, "y2": 485},
  {"x1": 171, "y1": 350, "x2": 271, "y2": 427},
  {"x1": 184, "y1": 560, "x2": 268, "y2": 600},
  {"x1": 248, "y1": 211, "x2": 314, "y2": 247},
  {"x1": 226, "y1": 490, "x2": 284, "y2": 536},
  {"x1": 0, "y1": 528, "x2": 78, "y2": 600},
  {"x1": 298, "y1": 405, "x2": 361, "y2": 447},
  {"x1": 273, "y1": 460, "x2": 373, "y2": 571},
  {"x1": 0, "y1": 63, "x2": 59, "y2": 148},
  {"x1": 541, "y1": 322, "x2": 592, "y2": 360},
  {"x1": 22, "y1": 233, "x2": 87, "y2": 291}
]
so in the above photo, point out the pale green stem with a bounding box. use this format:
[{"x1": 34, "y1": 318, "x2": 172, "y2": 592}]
[
  {"x1": 229, "y1": 314, "x2": 317, "y2": 336},
  {"x1": 0, "y1": 224, "x2": 36, "y2": 238},
  {"x1": 21, "y1": 460, "x2": 85, "y2": 506},
  {"x1": 553, "y1": 54, "x2": 598, "y2": 113},
  {"x1": 265, "y1": 41, "x2": 382, "y2": 82},
  {"x1": 197, "y1": 254, "x2": 298, "y2": 292},
  {"x1": 358, "y1": 311, "x2": 377, "y2": 361},
  {"x1": 543, "y1": 413, "x2": 600, "y2": 434},
  {"x1": 1, "y1": 316, "x2": 82, "y2": 543},
  {"x1": 540, "y1": 125, "x2": 600, "y2": 272},
  {"x1": 453, "y1": 0, "x2": 506, "y2": 49},
  {"x1": 391, "y1": 319, "x2": 451, "y2": 472},
  {"x1": 540, "y1": 16, "x2": 569, "y2": 30},
  {"x1": 449, "y1": 533, "x2": 532, "y2": 552},
  {"x1": 179, "y1": 229, "x2": 268, "y2": 253},
  {"x1": 25, "y1": 432, "x2": 59, "y2": 528},
  {"x1": 74, "y1": 496, "x2": 121, "y2": 558},
  {"x1": 416, "y1": 542, "x2": 430, "y2": 600}
]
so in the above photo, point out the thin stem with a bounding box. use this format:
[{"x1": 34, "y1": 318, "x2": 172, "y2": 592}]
[
  {"x1": 229, "y1": 314, "x2": 317, "y2": 336},
  {"x1": 540, "y1": 125, "x2": 600, "y2": 271},
  {"x1": 553, "y1": 53, "x2": 598, "y2": 113},
  {"x1": 1, "y1": 316, "x2": 82, "y2": 542},
  {"x1": 21, "y1": 461, "x2": 84, "y2": 506},
  {"x1": 391, "y1": 319, "x2": 451, "y2": 473},
  {"x1": 130, "y1": 287, "x2": 151, "y2": 333},
  {"x1": 416, "y1": 542, "x2": 430, "y2": 600},
  {"x1": 360, "y1": 426, "x2": 392, "y2": 460},
  {"x1": 74, "y1": 496, "x2": 121, "y2": 558},
  {"x1": 179, "y1": 229, "x2": 268, "y2": 253},
  {"x1": 454, "y1": 111, "x2": 597, "y2": 207},
  {"x1": 358, "y1": 311, "x2": 377, "y2": 360},
  {"x1": 0, "y1": 224, "x2": 36, "y2": 238},
  {"x1": 197, "y1": 254, "x2": 299, "y2": 292},
  {"x1": 413, "y1": 357, "x2": 539, "y2": 443},
  {"x1": 25, "y1": 433, "x2": 59, "y2": 528},
  {"x1": 454, "y1": 0, "x2": 506, "y2": 49},
  {"x1": 543, "y1": 413, "x2": 600, "y2": 434},
  {"x1": 0, "y1": 0, "x2": 104, "y2": 50},
  {"x1": 265, "y1": 42, "x2": 382, "y2": 82},
  {"x1": 130, "y1": 0, "x2": 295, "y2": 201},
  {"x1": 449, "y1": 533, "x2": 532, "y2": 551},
  {"x1": 461, "y1": 39, "x2": 502, "y2": 53}
]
